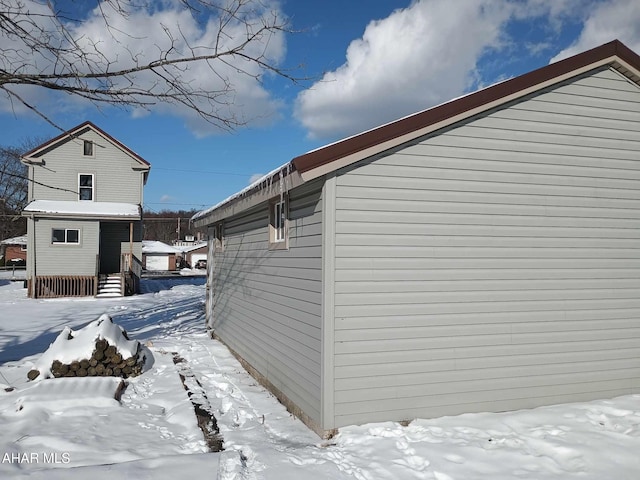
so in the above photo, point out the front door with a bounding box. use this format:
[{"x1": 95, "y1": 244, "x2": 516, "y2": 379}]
[{"x1": 99, "y1": 222, "x2": 126, "y2": 273}]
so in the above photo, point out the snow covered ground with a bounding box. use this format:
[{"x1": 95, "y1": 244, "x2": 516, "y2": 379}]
[{"x1": 1, "y1": 273, "x2": 639, "y2": 479}]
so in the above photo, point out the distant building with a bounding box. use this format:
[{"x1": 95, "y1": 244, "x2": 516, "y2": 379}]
[{"x1": 0, "y1": 234, "x2": 27, "y2": 266}]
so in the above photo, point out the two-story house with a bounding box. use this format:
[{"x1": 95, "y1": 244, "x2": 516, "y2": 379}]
[{"x1": 21, "y1": 121, "x2": 151, "y2": 298}]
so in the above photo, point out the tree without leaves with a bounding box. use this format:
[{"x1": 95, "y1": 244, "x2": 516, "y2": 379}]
[
  {"x1": 0, "y1": 0, "x2": 299, "y2": 132},
  {"x1": 143, "y1": 209, "x2": 201, "y2": 244},
  {"x1": 0, "y1": 137, "x2": 45, "y2": 241}
]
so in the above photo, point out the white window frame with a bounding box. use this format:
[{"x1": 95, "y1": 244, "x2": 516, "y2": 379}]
[
  {"x1": 214, "y1": 222, "x2": 224, "y2": 252},
  {"x1": 20, "y1": 244, "x2": 27, "y2": 251},
  {"x1": 83, "y1": 140, "x2": 94, "y2": 156},
  {"x1": 269, "y1": 196, "x2": 288, "y2": 250},
  {"x1": 78, "y1": 173, "x2": 94, "y2": 201},
  {"x1": 52, "y1": 228, "x2": 80, "y2": 245}
]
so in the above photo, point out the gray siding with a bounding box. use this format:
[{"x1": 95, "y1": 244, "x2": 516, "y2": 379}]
[
  {"x1": 33, "y1": 219, "x2": 99, "y2": 276},
  {"x1": 331, "y1": 67, "x2": 640, "y2": 427},
  {"x1": 212, "y1": 179, "x2": 324, "y2": 424},
  {"x1": 30, "y1": 129, "x2": 145, "y2": 204}
]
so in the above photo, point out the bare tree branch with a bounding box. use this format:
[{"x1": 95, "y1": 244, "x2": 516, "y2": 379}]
[{"x1": 0, "y1": 0, "x2": 307, "y2": 132}]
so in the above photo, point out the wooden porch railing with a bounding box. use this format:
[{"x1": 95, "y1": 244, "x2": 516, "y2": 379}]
[
  {"x1": 33, "y1": 276, "x2": 97, "y2": 298},
  {"x1": 121, "y1": 253, "x2": 143, "y2": 295}
]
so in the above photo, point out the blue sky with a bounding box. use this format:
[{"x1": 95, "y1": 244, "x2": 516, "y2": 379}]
[{"x1": 1, "y1": 0, "x2": 640, "y2": 213}]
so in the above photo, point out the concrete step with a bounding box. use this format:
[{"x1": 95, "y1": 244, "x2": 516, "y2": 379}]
[{"x1": 96, "y1": 292, "x2": 123, "y2": 298}]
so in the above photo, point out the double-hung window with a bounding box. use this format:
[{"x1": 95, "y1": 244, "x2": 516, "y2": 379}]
[
  {"x1": 79, "y1": 174, "x2": 94, "y2": 201},
  {"x1": 52, "y1": 229, "x2": 80, "y2": 244},
  {"x1": 269, "y1": 196, "x2": 288, "y2": 249}
]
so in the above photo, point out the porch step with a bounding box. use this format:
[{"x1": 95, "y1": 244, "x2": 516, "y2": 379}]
[{"x1": 97, "y1": 274, "x2": 123, "y2": 298}]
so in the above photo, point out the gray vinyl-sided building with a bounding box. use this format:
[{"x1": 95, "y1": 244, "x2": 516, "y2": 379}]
[{"x1": 193, "y1": 41, "x2": 640, "y2": 436}]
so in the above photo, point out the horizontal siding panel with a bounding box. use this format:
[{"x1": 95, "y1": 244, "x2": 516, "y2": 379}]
[
  {"x1": 213, "y1": 181, "x2": 323, "y2": 425},
  {"x1": 336, "y1": 245, "x2": 640, "y2": 258},
  {"x1": 336, "y1": 347, "x2": 639, "y2": 378},
  {"x1": 398, "y1": 141, "x2": 640, "y2": 170},
  {"x1": 339, "y1": 163, "x2": 640, "y2": 190},
  {"x1": 362, "y1": 154, "x2": 640, "y2": 181},
  {"x1": 337, "y1": 233, "x2": 640, "y2": 248},
  {"x1": 334, "y1": 388, "x2": 634, "y2": 426},
  {"x1": 339, "y1": 197, "x2": 640, "y2": 219},
  {"x1": 334, "y1": 336, "x2": 640, "y2": 367},
  {"x1": 335, "y1": 317, "x2": 640, "y2": 342},
  {"x1": 334, "y1": 369, "x2": 639, "y2": 406},
  {"x1": 220, "y1": 300, "x2": 320, "y2": 364},
  {"x1": 335, "y1": 278, "x2": 640, "y2": 294},
  {"x1": 338, "y1": 173, "x2": 640, "y2": 200},
  {"x1": 509, "y1": 98, "x2": 640, "y2": 124},
  {"x1": 334, "y1": 380, "x2": 634, "y2": 418},
  {"x1": 215, "y1": 322, "x2": 321, "y2": 420},
  {"x1": 335, "y1": 298, "x2": 640, "y2": 318},
  {"x1": 335, "y1": 307, "x2": 640, "y2": 330},
  {"x1": 334, "y1": 288, "x2": 640, "y2": 306},
  {"x1": 337, "y1": 185, "x2": 640, "y2": 210},
  {"x1": 334, "y1": 327, "x2": 640, "y2": 355},
  {"x1": 336, "y1": 222, "x2": 640, "y2": 239},
  {"x1": 335, "y1": 358, "x2": 640, "y2": 393}
]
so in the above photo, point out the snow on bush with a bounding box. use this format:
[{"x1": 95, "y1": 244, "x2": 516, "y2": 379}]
[{"x1": 27, "y1": 314, "x2": 146, "y2": 380}]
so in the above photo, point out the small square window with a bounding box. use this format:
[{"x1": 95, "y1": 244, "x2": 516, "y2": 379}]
[
  {"x1": 269, "y1": 196, "x2": 288, "y2": 250},
  {"x1": 52, "y1": 229, "x2": 80, "y2": 244},
  {"x1": 79, "y1": 174, "x2": 94, "y2": 201},
  {"x1": 83, "y1": 140, "x2": 93, "y2": 156}
]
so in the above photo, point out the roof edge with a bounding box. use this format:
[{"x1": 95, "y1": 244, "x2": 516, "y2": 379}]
[{"x1": 292, "y1": 39, "x2": 640, "y2": 176}]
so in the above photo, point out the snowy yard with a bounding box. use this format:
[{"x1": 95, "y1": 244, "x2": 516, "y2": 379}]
[{"x1": 1, "y1": 273, "x2": 639, "y2": 479}]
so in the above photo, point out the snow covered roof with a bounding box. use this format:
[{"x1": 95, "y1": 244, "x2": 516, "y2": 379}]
[
  {"x1": 142, "y1": 240, "x2": 181, "y2": 254},
  {"x1": 23, "y1": 200, "x2": 141, "y2": 219},
  {"x1": 176, "y1": 242, "x2": 208, "y2": 253},
  {"x1": 0, "y1": 235, "x2": 27, "y2": 246}
]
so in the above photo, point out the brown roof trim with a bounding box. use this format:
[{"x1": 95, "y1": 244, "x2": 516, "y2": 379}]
[
  {"x1": 22, "y1": 120, "x2": 151, "y2": 167},
  {"x1": 292, "y1": 40, "x2": 640, "y2": 175}
]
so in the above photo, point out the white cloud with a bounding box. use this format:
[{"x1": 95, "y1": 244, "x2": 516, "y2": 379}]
[
  {"x1": 294, "y1": 0, "x2": 639, "y2": 141},
  {"x1": 160, "y1": 195, "x2": 175, "y2": 203},
  {"x1": 550, "y1": 0, "x2": 640, "y2": 62},
  {"x1": 0, "y1": 0, "x2": 287, "y2": 135},
  {"x1": 294, "y1": 0, "x2": 514, "y2": 140}
]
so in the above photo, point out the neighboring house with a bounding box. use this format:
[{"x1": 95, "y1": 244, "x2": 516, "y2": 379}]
[
  {"x1": 142, "y1": 240, "x2": 180, "y2": 271},
  {"x1": 193, "y1": 40, "x2": 640, "y2": 437},
  {"x1": 177, "y1": 241, "x2": 208, "y2": 268},
  {"x1": 0, "y1": 235, "x2": 27, "y2": 266},
  {"x1": 21, "y1": 121, "x2": 150, "y2": 298}
]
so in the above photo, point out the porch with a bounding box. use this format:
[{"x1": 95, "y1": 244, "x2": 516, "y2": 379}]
[{"x1": 29, "y1": 253, "x2": 142, "y2": 299}]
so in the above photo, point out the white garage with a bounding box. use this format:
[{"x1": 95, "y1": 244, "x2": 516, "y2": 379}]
[{"x1": 142, "y1": 241, "x2": 179, "y2": 271}]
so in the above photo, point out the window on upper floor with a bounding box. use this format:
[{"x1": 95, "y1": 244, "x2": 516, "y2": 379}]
[
  {"x1": 52, "y1": 228, "x2": 80, "y2": 244},
  {"x1": 83, "y1": 140, "x2": 94, "y2": 156},
  {"x1": 79, "y1": 174, "x2": 94, "y2": 201},
  {"x1": 269, "y1": 195, "x2": 288, "y2": 250}
]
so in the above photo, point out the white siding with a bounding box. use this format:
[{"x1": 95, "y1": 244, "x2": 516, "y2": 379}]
[
  {"x1": 332, "y1": 67, "x2": 640, "y2": 427},
  {"x1": 30, "y1": 128, "x2": 145, "y2": 203},
  {"x1": 212, "y1": 180, "x2": 324, "y2": 425}
]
